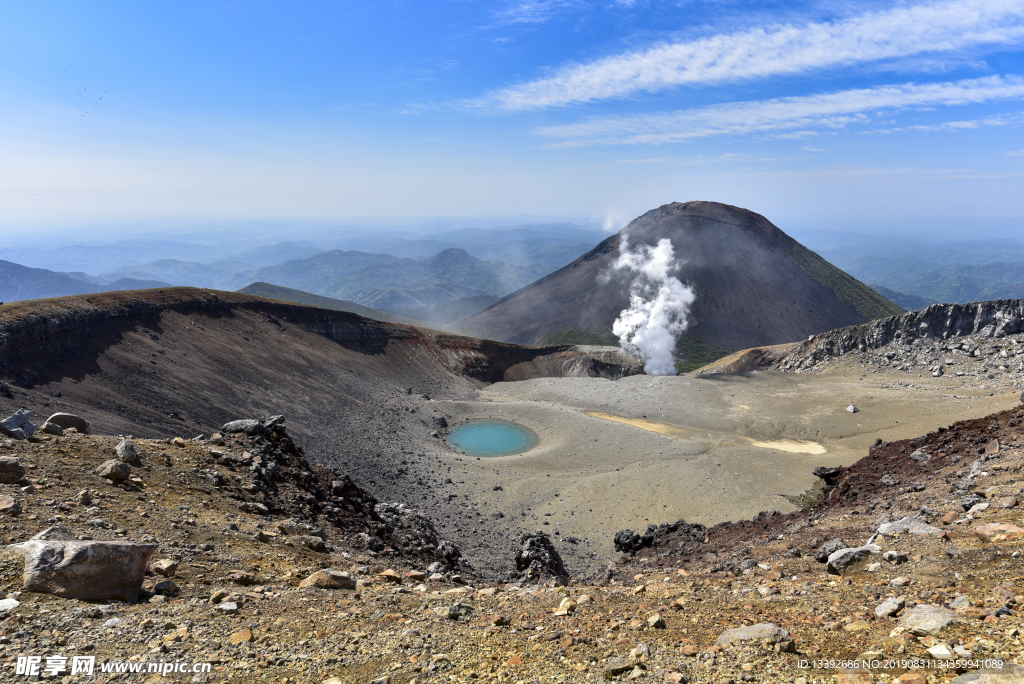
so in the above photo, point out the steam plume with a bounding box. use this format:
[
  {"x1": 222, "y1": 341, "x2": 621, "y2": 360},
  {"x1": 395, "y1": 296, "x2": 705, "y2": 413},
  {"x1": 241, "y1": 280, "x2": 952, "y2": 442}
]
[{"x1": 612, "y1": 236, "x2": 694, "y2": 376}]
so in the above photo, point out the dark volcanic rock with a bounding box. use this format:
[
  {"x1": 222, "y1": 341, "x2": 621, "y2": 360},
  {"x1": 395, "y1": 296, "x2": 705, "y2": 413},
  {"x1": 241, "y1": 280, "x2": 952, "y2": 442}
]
[
  {"x1": 814, "y1": 538, "x2": 847, "y2": 563},
  {"x1": 614, "y1": 528, "x2": 652, "y2": 555},
  {"x1": 512, "y1": 531, "x2": 568, "y2": 580}
]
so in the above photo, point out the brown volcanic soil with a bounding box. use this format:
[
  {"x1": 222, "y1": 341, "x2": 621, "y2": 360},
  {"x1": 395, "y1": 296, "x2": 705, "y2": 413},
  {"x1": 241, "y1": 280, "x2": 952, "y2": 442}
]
[
  {"x1": 455, "y1": 201, "x2": 900, "y2": 351},
  {"x1": 0, "y1": 288, "x2": 638, "y2": 578},
  {"x1": 0, "y1": 391, "x2": 1021, "y2": 683}
]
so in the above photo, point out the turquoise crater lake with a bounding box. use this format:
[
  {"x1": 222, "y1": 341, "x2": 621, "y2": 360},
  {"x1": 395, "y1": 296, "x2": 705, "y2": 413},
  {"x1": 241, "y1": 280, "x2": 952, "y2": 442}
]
[{"x1": 446, "y1": 420, "x2": 538, "y2": 457}]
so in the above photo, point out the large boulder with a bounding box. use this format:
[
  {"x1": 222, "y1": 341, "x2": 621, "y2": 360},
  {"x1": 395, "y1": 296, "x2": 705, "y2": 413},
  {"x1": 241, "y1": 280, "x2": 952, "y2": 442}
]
[
  {"x1": 514, "y1": 531, "x2": 568, "y2": 581},
  {"x1": 8, "y1": 536, "x2": 157, "y2": 602},
  {"x1": 716, "y1": 623, "x2": 796, "y2": 652},
  {"x1": 44, "y1": 413, "x2": 91, "y2": 434},
  {"x1": 0, "y1": 409, "x2": 36, "y2": 440},
  {"x1": 0, "y1": 457, "x2": 25, "y2": 484}
]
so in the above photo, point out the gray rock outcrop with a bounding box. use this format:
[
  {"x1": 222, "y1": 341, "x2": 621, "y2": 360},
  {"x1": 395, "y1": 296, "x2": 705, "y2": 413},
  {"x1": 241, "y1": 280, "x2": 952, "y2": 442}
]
[
  {"x1": 8, "y1": 534, "x2": 157, "y2": 602},
  {"x1": 221, "y1": 415, "x2": 286, "y2": 436},
  {"x1": 877, "y1": 515, "x2": 944, "y2": 536},
  {"x1": 776, "y1": 299, "x2": 1024, "y2": 371},
  {"x1": 0, "y1": 409, "x2": 36, "y2": 440}
]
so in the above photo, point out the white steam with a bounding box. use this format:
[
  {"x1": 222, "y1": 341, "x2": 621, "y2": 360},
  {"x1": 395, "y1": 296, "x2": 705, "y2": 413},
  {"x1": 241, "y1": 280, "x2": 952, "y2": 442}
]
[{"x1": 612, "y1": 236, "x2": 695, "y2": 376}]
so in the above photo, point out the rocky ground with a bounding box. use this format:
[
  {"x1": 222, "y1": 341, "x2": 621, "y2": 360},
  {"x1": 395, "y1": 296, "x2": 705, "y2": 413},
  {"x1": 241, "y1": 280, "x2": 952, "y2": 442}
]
[{"x1": 0, "y1": 400, "x2": 1021, "y2": 683}]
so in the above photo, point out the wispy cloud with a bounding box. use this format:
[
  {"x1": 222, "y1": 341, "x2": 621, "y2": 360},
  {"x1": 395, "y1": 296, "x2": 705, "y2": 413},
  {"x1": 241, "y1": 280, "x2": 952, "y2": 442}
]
[
  {"x1": 533, "y1": 76, "x2": 1024, "y2": 145},
  {"x1": 472, "y1": 0, "x2": 1024, "y2": 110},
  {"x1": 1005, "y1": 148, "x2": 1024, "y2": 155},
  {"x1": 613, "y1": 152, "x2": 790, "y2": 165},
  {"x1": 490, "y1": 0, "x2": 581, "y2": 26}
]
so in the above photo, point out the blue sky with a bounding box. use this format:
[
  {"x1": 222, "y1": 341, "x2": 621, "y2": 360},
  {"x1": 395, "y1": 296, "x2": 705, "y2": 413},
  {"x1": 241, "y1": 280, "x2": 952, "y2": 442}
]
[{"x1": 2, "y1": 0, "x2": 1024, "y2": 233}]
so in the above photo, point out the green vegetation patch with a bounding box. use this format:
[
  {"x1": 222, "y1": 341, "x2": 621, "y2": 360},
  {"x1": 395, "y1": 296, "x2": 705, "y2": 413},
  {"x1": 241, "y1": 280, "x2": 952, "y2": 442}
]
[
  {"x1": 546, "y1": 326, "x2": 619, "y2": 346},
  {"x1": 782, "y1": 241, "x2": 903, "y2": 321},
  {"x1": 674, "y1": 336, "x2": 732, "y2": 374}
]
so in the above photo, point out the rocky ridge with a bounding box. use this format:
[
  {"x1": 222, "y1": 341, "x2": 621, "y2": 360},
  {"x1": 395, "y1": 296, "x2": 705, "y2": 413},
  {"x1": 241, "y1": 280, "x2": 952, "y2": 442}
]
[{"x1": 772, "y1": 299, "x2": 1024, "y2": 386}]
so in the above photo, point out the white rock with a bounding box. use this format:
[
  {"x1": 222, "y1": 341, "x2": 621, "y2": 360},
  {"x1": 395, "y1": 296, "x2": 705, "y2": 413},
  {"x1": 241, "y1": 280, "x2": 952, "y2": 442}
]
[
  {"x1": 847, "y1": 404, "x2": 859, "y2": 413},
  {"x1": 0, "y1": 598, "x2": 20, "y2": 612}
]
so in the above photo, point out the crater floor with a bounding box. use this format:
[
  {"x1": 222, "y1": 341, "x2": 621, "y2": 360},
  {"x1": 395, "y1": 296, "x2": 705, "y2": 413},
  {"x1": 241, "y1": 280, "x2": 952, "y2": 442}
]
[{"x1": 432, "y1": 363, "x2": 1019, "y2": 575}]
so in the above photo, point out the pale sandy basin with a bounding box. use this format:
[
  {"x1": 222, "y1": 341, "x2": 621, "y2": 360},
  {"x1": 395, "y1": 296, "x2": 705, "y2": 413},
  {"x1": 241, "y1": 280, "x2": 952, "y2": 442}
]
[{"x1": 433, "y1": 366, "x2": 1020, "y2": 572}]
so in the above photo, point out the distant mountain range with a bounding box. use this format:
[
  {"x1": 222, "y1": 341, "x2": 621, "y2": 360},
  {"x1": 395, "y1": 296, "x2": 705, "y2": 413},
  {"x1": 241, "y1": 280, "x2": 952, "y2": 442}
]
[
  {"x1": 0, "y1": 228, "x2": 590, "y2": 311},
  {"x1": 816, "y1": 235, "x2": 1024, "y2": 304},
  {"x1": 868, "y1": 285, "x2": 934, "y2": 311},
  {"x1": 236, "y1": 282, "x2": 433, "y2": 327},
  {"x1": 0, "y1": 260, "x2": 170, "y2": 304}
]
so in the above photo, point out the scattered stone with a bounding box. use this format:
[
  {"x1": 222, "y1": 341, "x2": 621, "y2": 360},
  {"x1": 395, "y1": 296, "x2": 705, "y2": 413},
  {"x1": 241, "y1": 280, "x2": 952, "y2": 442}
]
[
  {"x1": 814, "y1": 538, "x2": 846, "y2": 563},
  {"x1": 715, "y1": 623, "x2": 795, "y2": 652},
  {"x1": 154, "y1": 580, "x2": 179, "y2": 596},
  {"x1": 95, "y1": 460, "x2": 131, "y2": 482},
  {"x1": 40, "y1": 422, "x2": 64, "y2": 436},
  {"x1": 897, "y1": 605, "x2": 963, "y2": 635},
  {"x1": 876, "y1": 597, "x2": 905, "y2": 618},
  {"x1": 299, "y1": 570, "x2": 356, "y2": 590},
  {"x1": 847, "y1": 404, "x2": 859, "y2": 413},
  {"x1": 150, "y1": 559, "x2": 178, "y2": 577},
  {"x1": 217, "y1": 602, "x2": 238, "y2": 614},
  {"x1": 228, "y1": 628, "x2": 254, "y2": 645},
  {"x1": 826, "y1": 536, "x2": 881, "y2": 575},
  {"x1": 0, "y1": 495, "x2": 21, "y2": 515},
  {"x1": 973, "y1": 522, "x2": 1024, "y2": 542},
  {"x1": 0, "y1": 456, "x2": 26, "y2": 484},
  {"x1": 115, "y1": 437, "x2": 138, "y2": 463},
  {"x1": 647, "y1": 613, "x2": 666, "y2": 629}
]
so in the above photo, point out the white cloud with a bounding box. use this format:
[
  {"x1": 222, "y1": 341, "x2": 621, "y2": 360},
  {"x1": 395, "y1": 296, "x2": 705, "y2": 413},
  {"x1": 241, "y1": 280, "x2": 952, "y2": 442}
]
[
  {"x1": 473, "y1": 0, "x2": 1024, "y2": 110},
  {"x1": 491, "y1": 0, "x2": 581, "y2": 26},
  {"x1": 1008, "y1": 148, "x2": 1024, "y2": 155},
  {"x1": 533, "y1": 76, "x2": 1024, "y2": 145}
]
